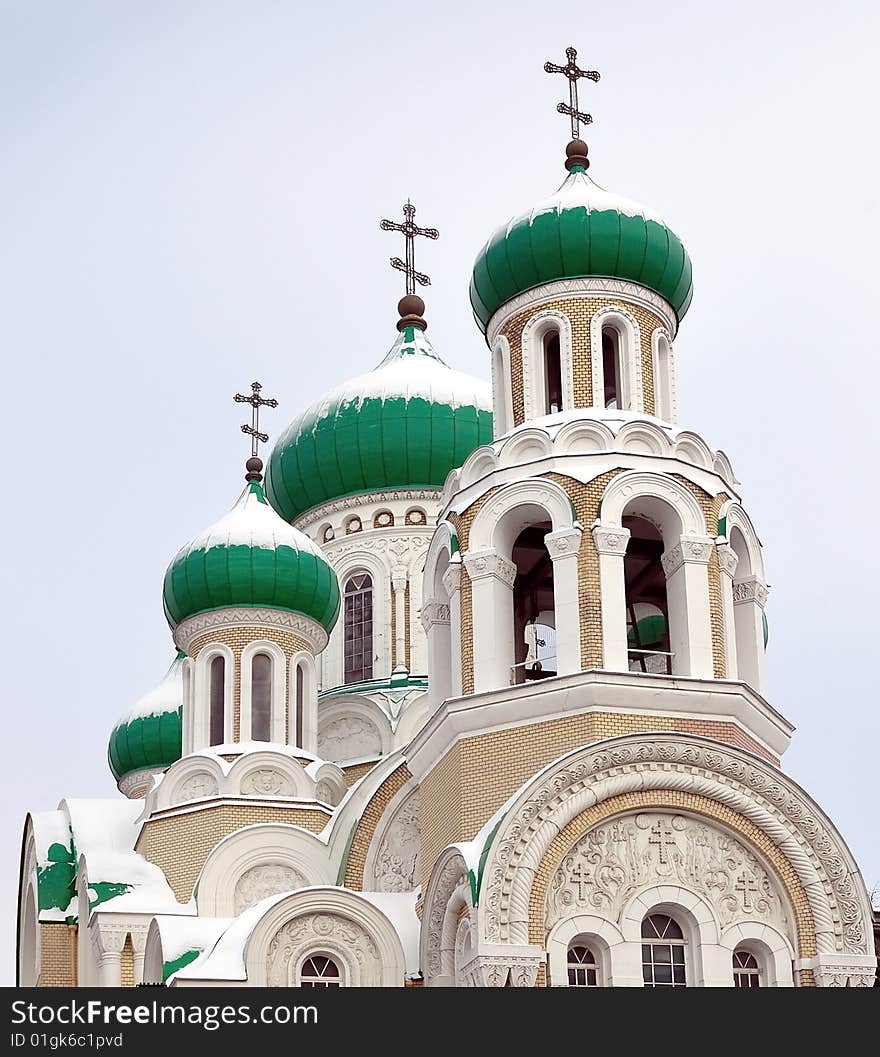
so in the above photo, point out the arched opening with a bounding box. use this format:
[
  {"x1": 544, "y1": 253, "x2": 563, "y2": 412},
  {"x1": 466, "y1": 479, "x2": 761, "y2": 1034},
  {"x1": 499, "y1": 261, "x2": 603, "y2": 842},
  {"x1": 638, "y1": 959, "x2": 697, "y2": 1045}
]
[
  {"x1": 654, "y1": 333, "x2": 673, "y2": 421},
  {"x1": 209, "y1": 655, "x2": 226, "y2": 746},
  {"x1": 344, "y1": 573, "x2": 373, "y2": 684},
  {"x1": 493, "y1": 342, "x2": 513, "y2": 435},
  {"x1": 20, "y1": 886, "x2": 38, "y2": 986},
  {"x1": 602, "y1": 325, "x2": 624, "y2": 409},
  {"x1": 543, "y1": 331, "x2": 563, "y2": 414},
  {"x1": 299, "y1": 954, "x2": 342, "y2": 988},
  {"x1": 730, "y1": 526, "x2": 763, "y2": 690},
  {"x1": 623, "y1": 515, "x2": 672, "y2": 674},
  {"x1": 641, "y1": 913, "x2": 687, "y2": 988},
  {"x1": 294, "y1": 663, "x2": 304, "y2": 747},
  {"x1": 733, "y1": 948, "x2": 761, "y2": 988},
  {"x1": 512, "y1": 521, "x2": 556, "y2": 683},
  {"x1": 251, "y1": 653, "x2": 272, "y2": 742},
  {"x1": 567, "y1": 943, "x2": 600, "y2": 987}
]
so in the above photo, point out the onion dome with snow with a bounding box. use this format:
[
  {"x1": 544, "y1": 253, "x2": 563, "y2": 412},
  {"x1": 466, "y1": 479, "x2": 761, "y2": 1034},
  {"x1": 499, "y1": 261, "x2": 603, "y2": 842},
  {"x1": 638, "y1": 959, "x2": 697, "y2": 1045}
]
[
  {"x1": 469, "y1": 139, "x2": 693, "y2": 334},
  {"x1": 108, "y1": 653, "x2": 184, "y2": 784},
  {"x1": 265, "y1": 319, "x2": 493, "y2": 522},
  {"x1": 162, "y1": 479, "x2": 340, "y2": 632}
]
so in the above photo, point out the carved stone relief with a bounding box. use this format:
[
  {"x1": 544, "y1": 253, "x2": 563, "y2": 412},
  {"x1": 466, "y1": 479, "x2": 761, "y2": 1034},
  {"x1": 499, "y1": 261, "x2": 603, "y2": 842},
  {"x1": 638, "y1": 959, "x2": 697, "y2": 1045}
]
[
  {"x1": 370, "y1": 789, "x2": 421, "y2": 893},
  {"x1": 547, "y1": 811, "x2": 790, "y2": 935},
  {"x1": 175, "y1": 773, "x2": 219, "y2": 804},
  {"x1": 266, "y1": 914, "x2": 379, "y2": 987},
  {"x1": 240, "y1": 769, "x2": 295, "y2": 798},
  {"x1": 234, "y1": 864, "x2": 307, "y2": 915},
  {"x1": 317, "y1": 715, "x2": 382, "y2": 761}
]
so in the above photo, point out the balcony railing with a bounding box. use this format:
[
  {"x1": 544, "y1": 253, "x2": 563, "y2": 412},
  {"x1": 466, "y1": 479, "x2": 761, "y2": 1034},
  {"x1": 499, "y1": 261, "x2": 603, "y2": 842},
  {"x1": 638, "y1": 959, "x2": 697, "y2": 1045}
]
[
  {"x1": 628, "y1": 648, "x2": 674, "y2": 675},
  {"x1": 510, "y1": 656, "x2": 558, "y2": 684}
]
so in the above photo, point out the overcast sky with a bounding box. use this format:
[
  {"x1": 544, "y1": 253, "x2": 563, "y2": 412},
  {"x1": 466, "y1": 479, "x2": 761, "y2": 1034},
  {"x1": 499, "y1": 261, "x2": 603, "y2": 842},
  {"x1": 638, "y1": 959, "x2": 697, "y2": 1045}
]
[{"x1": 2, "y1": 1, "x2": 878, "y2": 984}]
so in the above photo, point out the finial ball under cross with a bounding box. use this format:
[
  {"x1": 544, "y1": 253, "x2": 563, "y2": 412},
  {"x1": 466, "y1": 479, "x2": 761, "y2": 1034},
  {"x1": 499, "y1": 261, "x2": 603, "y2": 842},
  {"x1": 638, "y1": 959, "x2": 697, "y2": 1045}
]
[
  {"x1": 380, "y1": 199, "x2": 439, "y2": 331},
  {"x1": 233, "y1": 381, "x2": 278, "y2": 482},
  {"x1": 544, "y1": 45, "x2": 600, "y2": 170}
]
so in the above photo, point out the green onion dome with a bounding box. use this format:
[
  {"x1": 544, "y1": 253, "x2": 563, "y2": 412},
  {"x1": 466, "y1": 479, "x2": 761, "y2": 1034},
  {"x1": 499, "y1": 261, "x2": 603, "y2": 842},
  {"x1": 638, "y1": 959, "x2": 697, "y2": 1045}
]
[
  {"x1": 162, "y1": 480, "x2": 340, "y2": 632},
  {"x1": 265, "y1": 324, "x2": 493, "y2": 522},
  {"x1": 470, "y1": 166, "x2": 693, "y2": 333},
  {"x1": 108, "y1": 654, "x2": 184, "y2": 782}
]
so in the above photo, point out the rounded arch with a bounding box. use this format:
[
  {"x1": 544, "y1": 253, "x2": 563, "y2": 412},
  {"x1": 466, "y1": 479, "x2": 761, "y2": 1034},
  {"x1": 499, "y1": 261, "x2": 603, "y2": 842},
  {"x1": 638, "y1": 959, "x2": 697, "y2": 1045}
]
[
  {"x1": 317, "y1": 695, "x2": 392, "y2": 762},
  {"x1": 459, "y1": 446, "x2": 499, "y2": 490},
  {"x1": 228, "y1": 749, "x2": 313, "y2": 800},
  {"x1": 616, "y1": 420, "x2": 672, "y2": 457},
  {"x1": 491, "y1": 333, "x2": 514, "y2": 437},
  {"x1": 554, "y1": 418, "x2": 614, "y2": 455},
  {"x1": 498, "y1": 428, "x2": 553, "y2": 468},
  {"x1": 244, "y1": 887, "x2": 406, "y2": 987},
  {"x1": 240, "y1": 639, "x2": 288, "y2": 744},
  {"x1": 373, "y1": 509, "x2": 395, "y2": 529},
  {"x1": 476, "y1": 733, "x2": 874, "y2": 971},
  {"x1": 344, "y1": 514, "x2": 363, "y2": 535},
  {"x1": 629, "y1": 892, "x2": 712, "y2": 987},
  {"x1": 19, "y1": 879, "x2": 39, "y2": 986},
  {"x1": 673, "y1": 430, "x2": 714, "y2": 471},
  {"x1": 469, "y1": 477, "x2": 577, "y2": 554},
  {"x1": 599, "y1": 471, "x2": 707, "y2": 537},
  {"x1": 195, "y1": 823, "x2": 331, "y2": 917},
  {"x1": 330, "y1": 552, "x2": 389, "y2": 685},
  {"x1": 191, "y1": 642, "x2": 234, "y2": 752},
  {"x1": 650, "y1": 327, "x2": 677, "y2": 423},
  {"x1": 590, "y1": 305, "x2": 643, "y2": 412},
  {"x1": 720, "y1": 921, "x2": 796, "y2": 987},
  {"x1": 404, "y1": 506, "x2": 428, "y2": 526},
  {"x1": 289, "y1": 651, "x2": 317, "y2": 751},
  {"x1": 521, "y1": 308, "x2": 575, "y2": 421},
  {"x1": 546, "y1": 913, "x2": 624, "y2": 986},
  {"x1": 420, "y1": 846, "x2": 474, "y2": 986},
  {"x1": 157, "y1": 753, "x2": 224, "y2": 810},
  {"x1": 719, "y1": 500, "x2": 765, "y2": 582}
]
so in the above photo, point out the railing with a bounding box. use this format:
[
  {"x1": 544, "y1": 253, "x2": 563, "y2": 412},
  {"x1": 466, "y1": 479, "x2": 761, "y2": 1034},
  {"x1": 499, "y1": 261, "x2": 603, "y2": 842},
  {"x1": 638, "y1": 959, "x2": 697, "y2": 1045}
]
[
  {"x1": 627, "y1": 648, "x2": 674, "y2": 675},
  {"x1": 510, "y1": 656, "x2": 558, "y2": 685}
]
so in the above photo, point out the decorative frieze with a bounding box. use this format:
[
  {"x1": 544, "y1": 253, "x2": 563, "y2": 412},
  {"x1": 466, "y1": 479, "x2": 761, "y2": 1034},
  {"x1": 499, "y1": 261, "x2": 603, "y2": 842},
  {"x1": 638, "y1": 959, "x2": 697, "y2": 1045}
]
[
  {"x1": 174, "y1": 607, "x2": 327, "y2": 654},
  {"x1": 661, "y1": 533, "x2": 714, "y2": 577},
  {"x1": 733, "y1": 576, "x2": 769, "y2": 608},
  {"x1": 463, "y1": 549, "x2": 517, "y2": 589},
  {"x1": 592, "y1": 524, "x2": 631, "y2": 556}
]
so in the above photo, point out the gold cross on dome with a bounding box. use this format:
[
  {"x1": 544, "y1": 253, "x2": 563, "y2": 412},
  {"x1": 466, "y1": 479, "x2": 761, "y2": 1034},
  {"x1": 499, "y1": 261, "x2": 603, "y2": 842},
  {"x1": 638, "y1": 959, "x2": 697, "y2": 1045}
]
[
  {"x1": 234, "y1": 381, "x2": 278, "y2": 458},
  {"x1": 380, "y1": 200, "x2": 439, "y2": 297},
  {"x1": 544, "y1": 45, "x2": 600, "y2": 139}
]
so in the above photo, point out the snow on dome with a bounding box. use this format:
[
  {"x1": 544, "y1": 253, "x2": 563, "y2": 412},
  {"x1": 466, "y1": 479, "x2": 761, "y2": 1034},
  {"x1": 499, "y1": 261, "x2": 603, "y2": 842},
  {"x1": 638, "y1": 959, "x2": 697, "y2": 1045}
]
[
  {"x1": 520, "y1": 168, "x2": 667, "y2": 227},
  {"x1": 265, "y1": 325, "x2": 494, "y2": 522},
  {"x1": 118, "y1": 654, "x2": 184, "y2": 725}
]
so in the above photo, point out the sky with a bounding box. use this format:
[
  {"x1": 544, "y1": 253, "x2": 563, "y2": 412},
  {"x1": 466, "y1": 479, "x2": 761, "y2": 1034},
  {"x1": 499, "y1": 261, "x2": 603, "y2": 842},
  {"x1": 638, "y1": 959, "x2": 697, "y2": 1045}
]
[{"x1": 1, "y1": 0, "x2": 878, "y2": 984}]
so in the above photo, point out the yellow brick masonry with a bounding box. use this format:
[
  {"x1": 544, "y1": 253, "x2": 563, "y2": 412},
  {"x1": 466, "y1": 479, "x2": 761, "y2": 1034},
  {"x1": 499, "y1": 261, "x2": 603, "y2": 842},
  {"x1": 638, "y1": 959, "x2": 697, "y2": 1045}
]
[
  {"x1": 418, "y1": 711, "x2": 777, "y2": 888},
  {"x1": 499, "y1": 295, "x2": 666, "y2": 426},
  {"x1": 343, "y1": 763, "x2": 412, "y2": 889},
  {"x1": 39, "y1": 923, "x2": 76, "y2": 987},
  {"x1": 529, "y1": 790, "x2": 818, "y2": 985},
  {"x1": 137, "y1": 803, "x2": 331, "y2": 903},
  {"x1": 187, "y1": 625, "x2": 312, "y2": 740}
]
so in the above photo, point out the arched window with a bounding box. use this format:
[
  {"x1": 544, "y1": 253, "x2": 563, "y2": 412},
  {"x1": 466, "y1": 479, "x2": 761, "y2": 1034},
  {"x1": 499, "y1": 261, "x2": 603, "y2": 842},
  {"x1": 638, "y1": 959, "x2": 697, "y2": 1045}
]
[
  {"x1": 299, "y1": 954, "x2": 342, "y2": 988},
  {"x1": 567, "y1": 945, "x2": 599, "y2": 987},
  {"x1": 733, "y1": 949, "x2": 760, "y2": 988},
  {"x1": 624, "y1": 515, "x2": 672, "y2": 675},
  {"x1": 602, "y1": 326, "x2": 623, "y2": 409},
  {"x1": 344, "y1": 573, "x2": 373, "y2": 684},
  {"x1": 512, "y1": 521, "x2": 556, "y2": 684},
  {"x1": 295, "y1": 663, "x2": 304, "y2": 746},
  {"x1": 209, "y1": 656, "x2": 225, "y2": 746},
  {"x1": 251, "y1": 653, "x2": 272, "y2": 741},
  {"x1": 641, "y1": 913, "x2": 687, "y2": 988},
  {"x1": 544, "y1": 330, "x2": 563, "y2": 414},
  {"x1": 654, "y1": 333, "x2": 673, "y2": 421}
]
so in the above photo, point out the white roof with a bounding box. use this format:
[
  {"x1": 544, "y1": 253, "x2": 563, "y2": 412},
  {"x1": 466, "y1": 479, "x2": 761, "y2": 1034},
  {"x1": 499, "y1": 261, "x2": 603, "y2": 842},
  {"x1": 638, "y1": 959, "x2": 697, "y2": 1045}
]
[{"x1": 116, "y1": 654, "x2": 183, "y2": 724}]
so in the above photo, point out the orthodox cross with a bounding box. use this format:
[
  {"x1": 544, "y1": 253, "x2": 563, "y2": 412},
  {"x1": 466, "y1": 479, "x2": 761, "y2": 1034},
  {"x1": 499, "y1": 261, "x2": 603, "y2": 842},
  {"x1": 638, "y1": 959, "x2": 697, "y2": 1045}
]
[
  {"x1": 544, "y1": 45, "x2": 600, "y2": 139},
  {"x1": 380, "y1": 200, "x2": 439, "y2": 296},
  {"x1": 735, "y1": 873, "x2": 759, "y2": 910},
  {"x1": 234, "y1": 381, "x2": 278, "y2": 458},
  {"x1": 649, "y1": 820, "x2": 676, "y2": 864},
  {"x1": 570, "y1": 862, "x2": 594, "y2": 901}
]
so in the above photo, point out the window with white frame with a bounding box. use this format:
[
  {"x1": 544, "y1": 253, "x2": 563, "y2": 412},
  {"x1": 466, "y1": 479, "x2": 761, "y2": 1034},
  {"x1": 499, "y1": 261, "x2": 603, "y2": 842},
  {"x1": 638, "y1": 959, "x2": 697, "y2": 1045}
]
[
  {"x1": 250, "y1": 653, "x2": 272, "y2": 741},
  {"x1": 209, "y1": 655, "x2": 225, "y2": 746},
  {"x1": 641, "y1": 913, "x2": 687, "y2": 987},
  {"x1": 299, "y1": 954, "x2": 342, "y2": 988},
  {"x1": 344, "y1": 573, "x2": 373, "y2": 684},
  {"x1": 567, "y1": 944, "x2": 599, "y2": 987},
  {"x1": 733, "y1": 949, "x2": 760, "y2": 988},
  {"x1": 602, "y1": 325, "x2": 624, "y2": 409},
  {"x1": 543, "y1": 330, "x2": 563, "y2": 414}
]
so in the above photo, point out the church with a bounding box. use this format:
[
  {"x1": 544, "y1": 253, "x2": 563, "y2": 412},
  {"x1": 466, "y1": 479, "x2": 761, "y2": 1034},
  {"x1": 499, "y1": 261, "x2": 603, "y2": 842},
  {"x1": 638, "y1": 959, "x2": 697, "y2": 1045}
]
[{"x1": 17, "y1": 47, "x2": 877, "y2": 989}]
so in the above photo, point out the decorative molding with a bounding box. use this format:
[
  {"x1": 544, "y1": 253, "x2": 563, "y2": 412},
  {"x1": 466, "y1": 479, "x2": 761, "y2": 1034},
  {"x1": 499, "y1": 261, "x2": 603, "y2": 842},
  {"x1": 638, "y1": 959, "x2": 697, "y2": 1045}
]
[
  {"x1": 240, "y1": 768, "x2": 295, "y2": 798},
  {"x1": 295, "y1": 490, "x2": 442, "y2": 531},
  {"x1": 421, "y1": 600, "x2": 451, "y2": 632},
  {"x1": 118, "y1": 768, "x2": 158, "y2": 798},
  {"x1": 317, "y1": 715, "x2": 383, "y2": 761},
  {"x1": 369, "y1": 789, "x2": 421, "y2": 893},
  {"x1": 733, "y1": 577, "x2": 769, "y2": 608},
  {"x1": 661, "y1": 534, "x2": 714, "y2": 576},
  {"x1": 544, "y1": 527, "x2": 583, "y2": 560},
  {"x1": 266, "y1": 913, "x2": 378, "y2": 987},
  {"x1": 592, "y1": 524, "x2": 631, "y2": 556},
  {"x1": 520, "y1": 309, "x2": 575, "y2": 421},
  {"x1": 478, "y1": 734, "x2": 873, "y2": 961},
  {"x1": 486, "y1": 277, "x2": 678, "y2": 346},
  {"x1": 441, "y1": 563, "x2": 462, "y2": 597},
  {"x1": 174, "y1": 607, "x2": 327, "y2": 654},
  {"x1": 716, "y1": 542, "x2": 740, "y2": 579},
  {"x1": 803, "y1": 955, "x2": 877, "y2": 988},
  {"x1": 463, "y1": 549, "x2": 517, "y2": 589},
  {"x1": 175, "y1": 772, "x2": 219, "y2": 804},
  {"x1": 424, "y1": 853, "x2": 470, "y2": 979},
  {"x1": 589, "y1": 304, "x2": 644, "y2": 413}
]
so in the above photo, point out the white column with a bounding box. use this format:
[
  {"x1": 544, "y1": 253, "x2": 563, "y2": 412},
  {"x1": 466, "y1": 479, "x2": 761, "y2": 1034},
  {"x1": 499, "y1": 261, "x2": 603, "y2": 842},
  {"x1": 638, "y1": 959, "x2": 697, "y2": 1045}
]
[
  {"x1": 716, "y1": 543, "x2": 740, "y2": 680},
  {"x1": 463, "y1": 548, "x2": 517, "y2": 692},
  {"x1": 442, "y1": 562, "x2": 463, "y2": 699},
  {"x1": 92, "y1": 926, "x2": 127, "y2": 988},
  {"x1": 421, "y1": 599, "x2": 451, "y2": 711},
  {"x1": 130, "y1": 928, "x2": 148, "y2": 986},
  {"x1": 391, "y1": 566, "x2": 408, "y2": 677},
  {"x1": 545, "y1": 527, "x2": 583, "y2": 676},
  {"x1": 661, "y1": 533, "x2": 716, "y2": 678},
  {"x1": 592, "y1": 523, "x2": 631, "y2": 672},
  {"x1": 732, "y1": 575, "x2": 769, "y2": 694}
]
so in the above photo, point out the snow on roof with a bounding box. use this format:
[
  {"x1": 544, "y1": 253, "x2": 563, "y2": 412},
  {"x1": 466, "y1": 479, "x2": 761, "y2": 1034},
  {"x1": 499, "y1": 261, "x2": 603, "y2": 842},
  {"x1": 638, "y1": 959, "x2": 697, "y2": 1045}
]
[
  {"x1": 518, "y1": 168, "x2": 667, "y2": 228},
  {"x1": 117, "y1": 655, "x2": 183, "y2": 725},
  {"x1": 357, "y1": 891, "x2": 420, "y2": 976},
  {"x1": 153, "y1": 916, "x2": 230, "y2": 979},
  {"x1": 32, "y1": 809, "x2": 72, "y2": 864},
  {"x1": 85, "y1": 851, "x2": 182, "y2": 915},
  {"x1": 62, "y1": 798, "x2": 142, "y2": 858},
  {"x1": 185, "y1": 482, "x2": 326, "y2": 557}
]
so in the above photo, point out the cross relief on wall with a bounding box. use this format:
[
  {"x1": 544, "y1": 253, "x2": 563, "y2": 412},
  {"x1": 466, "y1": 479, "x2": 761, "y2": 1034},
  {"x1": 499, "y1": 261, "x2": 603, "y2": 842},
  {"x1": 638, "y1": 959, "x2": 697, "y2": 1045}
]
[{"x1": 546, "y1": 811, "x2": 790, "y2": 933}]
